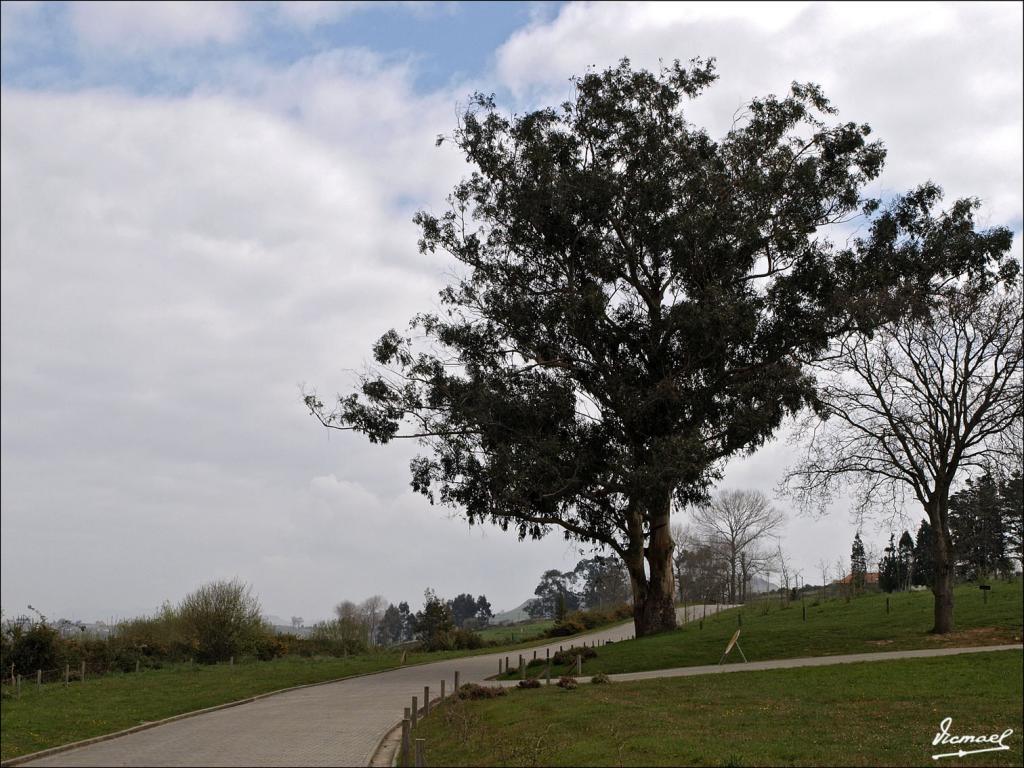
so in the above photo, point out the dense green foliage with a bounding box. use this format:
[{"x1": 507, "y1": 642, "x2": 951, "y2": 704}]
[{"x1": 950, "y1": 471, "x2": 1020, "y2": 580}]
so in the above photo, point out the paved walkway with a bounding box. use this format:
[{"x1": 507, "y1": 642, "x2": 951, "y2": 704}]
[{"x1": 21, "y1": 606, "x2": 725, "y2": 767}]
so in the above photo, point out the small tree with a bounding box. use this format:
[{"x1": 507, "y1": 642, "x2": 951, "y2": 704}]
[
  {"x1": 851, "y1": 534, "x2": 868, "y2": 592},
  {"x1": 912, "y1": 520, "x2": 938, "y2": 587},
  {"x1": 879, "y1": 533, "x2": 901, "y2": 593},
  {"x1": 527, "y1": 570, "x2": 579, "y2": 619},
  {"x1": 1000, "y1": 471, "x2": 1023, "y2": 571},
  {"x1": 413, "y1": 589, "x2": 454, "y2": 644},
  {"x1": 177, "y1": 579, "x2": 266, "y2": 663},
  {"x1": 949, "y1": 473, "x2": 1011, "y2": 581},
  {"x1": 359, "y1": 596, "x2": 388, "y2": 646},
  {"x1": 379, "y1": 604, "x2": 404, "y2": 645},
  {"x1": 574, "y1": 556, "x2": 631, "y2": 610},
  {"x1": 449, "y1": 594, "x2": 479, "y2": 628},
  {"x1": 474, "y1": 595, "x2": 493, "y2": 623}
]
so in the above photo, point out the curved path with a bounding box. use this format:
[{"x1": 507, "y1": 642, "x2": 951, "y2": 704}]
[{"x1": 21, "y1": 606, "x2": 727, "y2": 767}]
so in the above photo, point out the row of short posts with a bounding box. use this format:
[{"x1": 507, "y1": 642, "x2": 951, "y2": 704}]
[
  {"x1": 10, "y1": 661, "x2": 88, "y2": 698},
  {"x1": 401, "y1": 671, "x2": 460, "y2": 767}
]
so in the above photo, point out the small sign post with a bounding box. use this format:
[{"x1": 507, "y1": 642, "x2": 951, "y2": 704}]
[
  {"x1": 718, "y1": 628, "x2": 748, "y2": 665},
  {"x1": 979, "y1": 584, "x2": 991, "y2": 605}
]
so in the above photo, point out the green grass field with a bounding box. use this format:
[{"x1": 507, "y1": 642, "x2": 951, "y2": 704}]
[
  {"x1": 477, "y1": 620, "x2": 555, "y2": 644},
  {"x1": 420, "y1": 651, "x2": 1024, "y2": 767},
  {"x1": 497, "y1": 580, "x2": 1023, "y2": 680}
]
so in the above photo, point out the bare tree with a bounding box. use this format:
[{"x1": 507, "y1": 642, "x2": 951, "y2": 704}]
[
  {"x1": 834, "y1": 557, "x2": 850, "y2": 601},
  {"x1": 786, "y1": 285, "x2": 1023, "y2": 632},
  {"x1": 672, "y1": 523, "x2": 730, "y2": 604},
  {"x1": 738, "y1": 547, "x2": 775, "y2": 601},
  {"x1": 776, "y1": 544, "x2": 793, "y2": 604},
  {"x1": 817, "y1": 558, "x2": 831, "y2": 601},
  {"x1": 689, "y1": 490, "x2": 786, "y2": 603},
  {"x1": 360, "y1": 595, "x2": 388, "y2": 646}
]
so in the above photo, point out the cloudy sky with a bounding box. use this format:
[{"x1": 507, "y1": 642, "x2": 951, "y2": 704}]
[{"x1": 2, "y1": 1, "x2": 1021, "y2": 624}]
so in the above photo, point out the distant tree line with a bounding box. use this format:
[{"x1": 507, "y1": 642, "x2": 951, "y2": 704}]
[
  {"x1": 523, "y1": 555, "x2": 632, "y2": 621},
  {"x1": 878, "y1": 470, "x2": 1022, "y2": 592}
]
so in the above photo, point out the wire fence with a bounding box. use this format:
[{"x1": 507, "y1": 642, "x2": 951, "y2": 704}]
[{"x1": 0, "y1": 655, "x2": 269, "y2": 700}]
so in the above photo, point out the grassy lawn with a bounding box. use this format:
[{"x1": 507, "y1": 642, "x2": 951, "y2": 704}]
[
  {"x1": 478, "y1": 620, "x2": 556, "y2": 645},
  {"x1": 498, "y1": 580, "x2": 1023, "y2": 680},
  {"x1": 419, "y1": 650, "x2": 1024, "y2": 767}
]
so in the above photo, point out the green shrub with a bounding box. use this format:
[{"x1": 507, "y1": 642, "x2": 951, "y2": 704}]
[
  {"x1": 456, "y1": 683, "x2": 507, "y2": 700},
  {"x1": 551, "y1": 646, "x2": 597, "y2": 666},
  {"x1": 420, "y1": 628, "x2": 483, "y2": 652},
  {"x1": 518, "y1": 678, "x2": 541, "y2": 689},
  {"x1": 557, "y1": 676, "x2": 577, "y2": 689},
  {"x1": 1, "y1": 620, "x2": 61, "y2": 673},
  {"x1": 177, "y1": 579, "x2": 269, "y2": 663},
  {"x1": 591, "y1": 672, "x2": 611, "y2": 684},
  {"x1": 545, "y1": 603, "x2": 631, "y2": 637}
]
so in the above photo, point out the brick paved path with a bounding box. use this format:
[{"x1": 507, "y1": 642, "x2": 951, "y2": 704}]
[{"x1": 22, "y1": 605, "x2": 724, "y2": 767}]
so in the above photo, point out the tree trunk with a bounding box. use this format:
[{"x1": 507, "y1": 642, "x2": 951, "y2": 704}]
[
  {"x1": 625, "y1": 493, "x2": 679, "y2": 637},
  {"x1": 930, "y1": 495, "x2": 955, "y2": 634}
]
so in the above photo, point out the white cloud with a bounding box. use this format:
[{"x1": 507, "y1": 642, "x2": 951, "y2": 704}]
[
  {"x1": 275, "y1": 1, "x2": 370, "y2": 29},
  {"x1": 0, "y1": 54, "x2": 576, "y2": 621},
  {"x1": 494, "y1": 1, "x2": 1023, "y2": 227},
  {"x1": 68, "y1": 1, "x2": 248, "y2": 52}
]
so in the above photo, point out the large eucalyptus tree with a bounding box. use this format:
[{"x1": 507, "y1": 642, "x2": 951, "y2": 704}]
[{"x1": 307, "y1": 59, "x2": 1012, "y2": 636}]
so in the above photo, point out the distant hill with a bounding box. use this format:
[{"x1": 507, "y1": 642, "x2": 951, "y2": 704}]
[
  {"x1": 489, "y1": 600, "x2": 534, "y2": 624},
  {"x1": 748, "y1": 576, "x2": 779, "y2": 594}
]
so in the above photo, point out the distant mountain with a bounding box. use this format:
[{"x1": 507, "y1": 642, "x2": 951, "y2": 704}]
[
  {"x1": 488, "y1": 600, "x2": 534, "y2": 624},
  {"x1": 747, "y1": 576, "x2": 779, "y2": 594}
]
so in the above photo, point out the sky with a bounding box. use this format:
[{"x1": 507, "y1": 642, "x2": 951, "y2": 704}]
[{"x1": 1, "y1": 1, "x2": 1021, "y2": 624}]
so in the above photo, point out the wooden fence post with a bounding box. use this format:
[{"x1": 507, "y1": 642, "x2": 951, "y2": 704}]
[
  {"x1": 37, "y1": 669, "x2": 42, "y2": 689},
  {"x1": 414, "y1": 738, "x2": 426, "y2": 767},
  {"x1": 423, "y1": 686, "x2": 430, "y2": 716},
  {"x1": 454, "y1": 671, "x2": 459, "y2": 691},
  {"x1": 498, "y1": 658, "x2": 503, "y2": 675},
  {"x1": 440, "y1": 679, "x2": 445, "y2": 700},
  {"x1": 65, "y1": 664, "x2": 69, "y2": 687},
  {"x1": 81, "y1": 660, "x2": 86, "y2": 682},
  {"x1": 411, "y1": 696, "x2": 418, "y2": 730},
  {"x1": 401, "y1": 710, "x2": 411, "y2": 767},
  {"x1": 546, "y1": 648, "x2": 550, "y2": 660}
]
